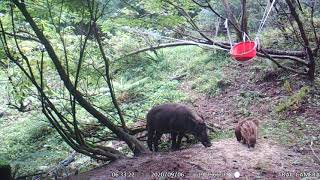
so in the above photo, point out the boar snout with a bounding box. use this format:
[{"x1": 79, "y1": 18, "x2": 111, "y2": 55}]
[
  {"x1": 201, "y1": 140, "x2": 212, "y2": 147},
  {"x1": 195, "y1": 123, "x2": 212, "y2": 148},
  {"x1": 196, "y1": 134, "x2": 212, "y2": 147}
]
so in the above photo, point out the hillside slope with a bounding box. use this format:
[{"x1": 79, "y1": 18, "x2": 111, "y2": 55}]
[{"x1": 67, "y1": 61, "x2": 320, "y2": 179}]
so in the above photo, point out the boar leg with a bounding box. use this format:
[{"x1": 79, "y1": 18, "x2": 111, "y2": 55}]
[
  {"x1": 147, "y1": 129, "x2": 155, "y2": 151},
  {"x1": 154, "y1": 131, "x2": 163, "y2": 152},
  {"x1": 176, "y1": 132, "x2": 185, "y2": 149},
  {"x1": 171, "y1": 132, "x2": 178, "y2": 150},
  {"x1": 243, "y1": 138, "x2": 246, "y2": 144},
  {"x1": 235, "y1": 126, "x2": 242, "y2": 142},
  {"x1": 184, "y1": 134, "x2": 192, "y2": 143}
]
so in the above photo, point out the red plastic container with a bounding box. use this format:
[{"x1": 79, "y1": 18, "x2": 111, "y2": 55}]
[{"x1": 231, "y1": 41, "x2": 257, "y2": 61}]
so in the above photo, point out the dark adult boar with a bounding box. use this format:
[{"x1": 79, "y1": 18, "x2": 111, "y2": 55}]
[{"x1": 146, "y1": 103, "x2": 212, "y2": 152}]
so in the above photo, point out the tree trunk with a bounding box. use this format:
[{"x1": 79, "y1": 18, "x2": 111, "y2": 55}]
[
  {"x1": 240, "y1": 0, "x2": 248, "y2": 37},
  {"x1": 285, "y1": 0, "x2": 316, "y2": 80}
]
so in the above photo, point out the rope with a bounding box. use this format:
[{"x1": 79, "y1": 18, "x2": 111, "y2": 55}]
[
  {"x1": 243, "y1": 32, "x2": 251, "y2": 42},
  {"x1": 224, "y1": 19, "x2": 233, "y2": 48},
  {"x1": 257, "y1": 0, "x2": 271, "y2": 35},
  {"x1": 255, "y1": 0, "x2": 277, "y2": 48},
  {"x1": 223, "y1": 0, "x2": 276, "y2": 50},
  {"x1": 224, "y1": 19, "x2": 255, "y2": 56}
]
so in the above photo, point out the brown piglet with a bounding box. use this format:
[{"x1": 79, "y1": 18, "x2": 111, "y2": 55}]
[{"x1": 235, "y1": 120, "x2": 259, "y2": 148}]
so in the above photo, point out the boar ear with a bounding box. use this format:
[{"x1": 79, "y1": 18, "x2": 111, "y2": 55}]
[{"x1": 198, "y1": 113, "x2": 205, "y2": 120}]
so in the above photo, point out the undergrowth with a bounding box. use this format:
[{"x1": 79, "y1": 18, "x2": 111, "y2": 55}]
[
  {"x1": 0, "y1": 112, "x2": 70, "y2": 177},
  {"x1": 0, "y1": 46, "x2": 230, "y2": 177},
  {"x1": 110, "y1": 46, "x2": 229, "y2": 124},
  {"x1": 275, "y1": 86, "x2": 310, "y2": 113}
]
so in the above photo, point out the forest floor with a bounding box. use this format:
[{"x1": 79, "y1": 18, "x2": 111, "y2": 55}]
[{"x1": 68, "y1": 61, "x2": 320, "y2": 180}]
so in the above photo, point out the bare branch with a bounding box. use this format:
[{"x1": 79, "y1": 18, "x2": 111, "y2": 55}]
[
  {"x1": 257, "y1": 53, "x2": 308, "y2": 65},
  {"x1": 0, "y1": 31, "x2": 40, "y2": 42},
  {"x1": 221, "y1": 0, "x2": 242, "y2": 40},
  {"x1": 165, "y1": 0, "x2": 214, "y2": 44},
  {"x1": 260, "y1": 48, "x2": 307, "y2": 75},
  {"x1": 191, "y1": 0, "x2": 242, "y2": 34},
  {"x1": 116, "y1": 42, "x2": 202, "y2": 60}
]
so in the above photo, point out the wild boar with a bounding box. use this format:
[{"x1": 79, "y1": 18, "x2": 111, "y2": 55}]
[
  {"x1": 235, "y1": 120, "x2": 259, "y2": 148},
  {"x1": 146, "y1": 103, "x2": 212, "y2": 152}
]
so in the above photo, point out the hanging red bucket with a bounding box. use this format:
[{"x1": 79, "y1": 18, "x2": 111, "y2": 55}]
[{"x1": 230, "y1": 41, "x2": 257, "y2": 61}]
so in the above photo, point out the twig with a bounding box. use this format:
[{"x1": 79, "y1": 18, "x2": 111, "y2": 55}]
[
  {"x1": 170, "y1": 74, "x2": 187, "y2": 81},
  {"x1": 0, "y1": 31, "x2": 40, "y2": 42},
  {"x1": 260, "y1": 48, "x2": 308, "y2": 75},
  {"x1": 309, "y1": 141, "x2": 320, "y2": 165}
]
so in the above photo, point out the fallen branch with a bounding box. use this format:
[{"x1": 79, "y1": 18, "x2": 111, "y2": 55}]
[
  {"x1": 257, "y1": 53, "x2": 308, "y2": 65},
  {"x1": 46, "y1": 151, "x2": 77, "y2": 178},
  {"x1": 15, "y1": 172, "x2": 46, "y2": 180},
  {"x1": 170, "y1": 74, "x2": 187, "y2": 81},
  {"x1": 260, "y1": 49, "x2": 308, "y2": 75},
  {"x1": 260, "y1": 47, "x2": 305, "y2": 57},
  {"x1": 129, "y1": 126, "x2": 146, "y2": 135}
]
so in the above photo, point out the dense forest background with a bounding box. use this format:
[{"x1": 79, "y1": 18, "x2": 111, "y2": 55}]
[{"x1": 0, "y1": 0, "x2": 319, "y2": 179}]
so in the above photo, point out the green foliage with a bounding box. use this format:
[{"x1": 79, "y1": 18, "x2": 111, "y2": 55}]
[
  {"x1": 111, "y1": 47, "x2": 198, "y2": 124},
  {"x1": 107, "y1": 31, "x2": 147, "y2": 55},
  {"x1": 209, "y1": 130, "x2": 233, "y2": 141},
  {"x1": 0, "y1": 45, "x2": 5, "y2": 62},
  {"x1": 0, "y1": 113, "x2": 69, "y2": 176},
  {"x1": 5, "y1": 0, "x2": 319, "y2": 177},
  {"x1": 188, "y1": 51, "x2": 229, "y2": 96},
  {"x1": 234, "y1": 90, "x2": 264, "y2": 116},
  {"x1": 100, "y1": 0, "x2": 198, "y2": 31},
  {"x1": 260, "y1": 117, "x2": 307, "y2": 146},
  {"x1": 275, "y1": 86, "x2": 310, "y2": 113},
  {"x1": 0, "y1": 159, "x2": 10, "y2": 168}
]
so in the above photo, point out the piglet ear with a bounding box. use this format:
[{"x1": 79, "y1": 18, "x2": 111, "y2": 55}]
[
  {"x1": 198, "y1": 113, "x2": 204, "y2": 120},
  {"x1": 252, "y1": 119, "x2": 259, "y2": 126}
]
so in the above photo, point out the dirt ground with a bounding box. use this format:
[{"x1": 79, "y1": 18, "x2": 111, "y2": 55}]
[
  {"x1": 67, "y1": 61, "x2": 320, "y2": 180},
  {"x1": 69, "y1": 138, "x2": 318, "y2": 180}
]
